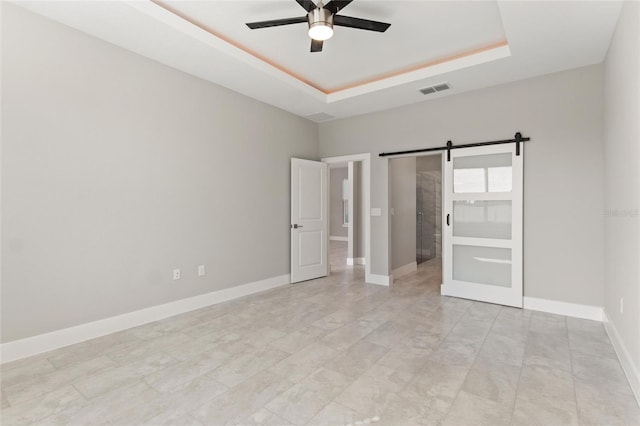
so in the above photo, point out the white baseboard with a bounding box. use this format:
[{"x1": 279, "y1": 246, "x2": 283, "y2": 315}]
[
  {"x1": 367, "y1": 273, "x2": 392, "y2": 287},
  {"x1": 346, "y1": 257, "x2": 365, "y2": 266},
  {"x1": 523, "y1": 297, "x2": 603, "y2": 322},
  {"x1": 603, "y1": 311, "x2": 640, "y2": 407},
  {"x1": 392, "y1": 261, "x2": 417, "y2": 279},
  {"x1": 0, "y1": 274, "x2": 291, "y2": 364},
  {"x1": 329, "y1": 236, "x2": 348, "y2": 242}
]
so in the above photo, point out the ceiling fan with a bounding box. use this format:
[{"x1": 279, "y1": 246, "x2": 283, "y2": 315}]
[{"x1": 246, "y1": 0, "x2": 391, "y2": 52}]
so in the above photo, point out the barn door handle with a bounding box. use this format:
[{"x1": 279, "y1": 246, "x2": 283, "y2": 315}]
[{"x1": 446, "y1": 214, "x2": 450, "y2": 226}]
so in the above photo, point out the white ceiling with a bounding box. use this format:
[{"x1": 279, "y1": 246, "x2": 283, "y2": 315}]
[
  {"x1": 12, "y1": 1, "x2": 623, "y2": 122},
  {"x1": 160, "y1": 1, "x2": 507, "y2": 92}
]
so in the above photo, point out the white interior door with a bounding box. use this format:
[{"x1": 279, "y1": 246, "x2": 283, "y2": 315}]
[
  {"x1": 442, "y1": 143, "x2": 523, "y2": 307},
  {"x1": 291, "y1": 158, "x2": 328, "y2": 283}
]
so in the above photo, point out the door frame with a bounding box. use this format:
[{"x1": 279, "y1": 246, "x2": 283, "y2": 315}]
[{"x1": 322, "y1": 153, "x2": 372, "y2": 284}]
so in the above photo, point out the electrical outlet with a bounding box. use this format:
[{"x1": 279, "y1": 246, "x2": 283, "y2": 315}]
[
  {"x1": 173, "y1": 268, "x2": 181, "y2": 280},
  {"x1": 198, "y1": 265, "x2": 206, "y2": 277},
  {"x1": 620, "y1": 297, "x2": 624, "y2": 314}
]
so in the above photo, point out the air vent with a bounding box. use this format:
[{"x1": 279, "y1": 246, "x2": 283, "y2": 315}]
[
  {"x1": 419, "y1": 82, "x2": 451, "y2": 95},
  {"x1": 419, "y1": 87, "x2": 436, "y2": 95},
  {"x1": 306, "y1": 112, "x2": 335, "y2": 122}
]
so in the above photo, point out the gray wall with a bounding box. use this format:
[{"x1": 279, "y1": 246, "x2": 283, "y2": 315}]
[
  {"x1": 329, "y1": 167, "x2": 348, "y2": 238},
  {"x1": 0, "y1": 4, "x2": 318, "y2": 342},
  {"x1": 603, "y1": 1, "x2": 640, "y2": 377},
  {"x1": 320, "y1": 64, "x2": 605, "y2": 307},
  {"x1": 389, "y1": 157, "x2": 416, "y2": 270}
]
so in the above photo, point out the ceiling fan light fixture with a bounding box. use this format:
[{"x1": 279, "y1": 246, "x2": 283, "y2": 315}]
[{"x1": 308, "y1": 8, "x2": 334, "y2": 41}]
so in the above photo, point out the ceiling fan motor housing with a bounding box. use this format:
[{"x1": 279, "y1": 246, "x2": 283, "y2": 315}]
[{"x1": 308, "y1": 7, "x2": 334, "y2": 40}]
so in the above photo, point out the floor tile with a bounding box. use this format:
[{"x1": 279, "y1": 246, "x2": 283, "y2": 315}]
[
  {"x1": 190, "y1": 370, "x2": 294, "y2": 425},
  {"x1": 269, "y1": 342, "x2": 338, "y2": 383},
  {"x1": 73, "y1": 352, "x2": 178, "y2": 399},
  {"x1": 363, "y1": 320, "x2": 412, "y2": 348},
  {"x1": 524, "y1": 331, "x2": 572, "y2": 372},
  {"x1": 2, "y1": 356, "x2": 115, "y2": 406},
  {"x1": 106, "y1": 332, "x2": 192, "y2": 365},
  {"x1": 232, "y1": 407, "x2": 293, "y2": 426},
  {"x1": 144, "y1": 376, "x2": 228, "y2": 425},
  {"x1": 574, "y1": 379, "x2": 640, "y2": 425},
  {"x1": 307, "y1": 401, "x2": 367, "y2": 426},
  {"x1": 323, "y1": 339, "x2": 389, "y2": 379},
  {"x1": 312, "y1": 308, "x2": 359, "y2": 331},
  {"x1": 1, "y1": 390, "x2": 10, "y2": 410},
  {"x1": 0, "y1": 385, "x2": 85, "y2": 425},
  {"x1": 512, "y1": 394, "x2": 579, "y2": 426},
  {"x1": 268, "y1": 328, "x2": 325, "y2": 354},
  {"x1": 0, "y1": 357, "x2": 56, "y2": 389},
  {"x1": 207, "y1": 346, "x2": 290, "y2": 387},
  {"x1": 320, "y1": 322, "x2": 374, "y2": 352},
  {"x1": 144, "y1": 349, "x2": 231, "y2": 393},
  {"x1": 460, "y1": 356, "x2": 520, "y2": 405},
  {"x1": 443, "y1": 390, "x2": 512, "y2": 426},
  {"x1": 265, "y1": 368, "x2": 353, "y2": 425},
  {"x1": 517, "y1": 362, "x2": 575, "y2": 401},
  {"x1": 2, "y1": 242, "x2": 637, "y2": 426},
  {"x1": 40, "y1": 381, "x2": 161, "y2": 425},
  {"x1": 333, "y1": 364, "x2": 413, "y2": 416}
]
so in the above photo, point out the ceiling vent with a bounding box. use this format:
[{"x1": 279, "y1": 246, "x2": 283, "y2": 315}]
[
  {"x1": 306, "y1": 112, "x2": 335, "y2": 122},
  {"x1": 420, "y1": 83, "x2": 451, "y2": 95}
]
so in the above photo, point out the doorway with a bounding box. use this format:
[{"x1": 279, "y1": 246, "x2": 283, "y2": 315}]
[
  {"x1": 322, "y1": 153, "x2": 372, "y2": 284},
  {"x1": 389, "y1": 154, "x2": 443, "y2": 284},
  {"x1": 328, "y1": 164, "x2": 349, "y2": 270}
]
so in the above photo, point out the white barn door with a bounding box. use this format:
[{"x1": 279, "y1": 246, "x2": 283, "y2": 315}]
[
  {"x1": 291, "y1": 158, "x2": 328, "y2": 283},
  {"x1": 442, "y1": 143, "x2": 523, "y2": 307}
]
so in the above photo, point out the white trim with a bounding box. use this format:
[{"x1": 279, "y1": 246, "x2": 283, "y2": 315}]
[
  {"x1": 523, "y1": 297, "x2": 603, "y2": 322},
  {"x1": 326, "y1": 44, "x2": 510, "y2": 103},
  {"x1": 0, "y1": 274, "x2": 291, "y2": 364},
  {"x1": 346, "y1": 257, "x2": 365, "y2": 266},
  {"x1": 329, "y1": 236, "x2": 348, "y2": 242},
  {"x1": 603, "y1": 311, "x2": 640, "y2": 406},
  {"x1": 392, "y1": 261, "x2": 417, "y2": 278},
  {"x1": 322, "y1": 153, "x2": 371, "y2": 284},
  {"x1": 367, "y1": 273, "x2": 392, "y2": 287}
]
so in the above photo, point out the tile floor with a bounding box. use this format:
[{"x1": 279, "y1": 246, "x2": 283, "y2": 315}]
[{"x1": 1, "y1": 242, "x2": 639, "y2": 425}]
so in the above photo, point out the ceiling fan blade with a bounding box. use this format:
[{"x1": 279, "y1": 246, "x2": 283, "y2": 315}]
[
  {"x1": 324, "y1": 1, "x2": 353, "y2": 14},
  {"x1": 246, "y1": 16, "x2": 308, "y2": 29},
  {"x1": 296, "y1": 0, "x2": 317, "y2": 12},
  {"x1": 310, "y1": 39, "x2": 324, "y2": 52},
  {"x1": 333, "y1": 15, "x2": 390, "y2": 32}
]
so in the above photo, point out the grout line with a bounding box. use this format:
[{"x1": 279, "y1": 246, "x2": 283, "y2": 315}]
[
  {"x1": 567, "y1": 316, "x2": 581, "y2": 422},
  {"x1": 389, "y1": 297, "x2": 472, "y2": 415},
  {"x1": 442, "y1": 303, "x2": 502, "y2": 421},
  {"x1": 508, "y1": 310, "x2": 533, "y2": 423}
]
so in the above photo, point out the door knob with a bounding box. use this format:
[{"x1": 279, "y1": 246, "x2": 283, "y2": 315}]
[{"x1": 291, "y1": 224, "x2": 303, "y2": 229}]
